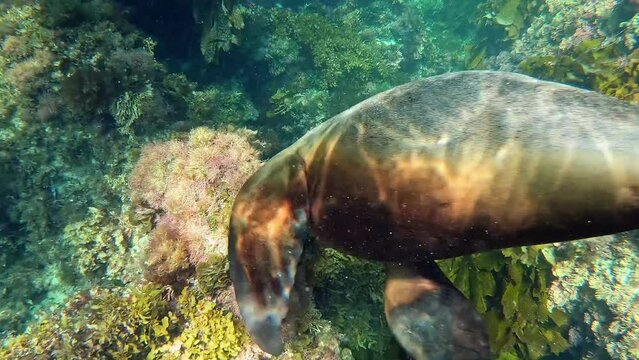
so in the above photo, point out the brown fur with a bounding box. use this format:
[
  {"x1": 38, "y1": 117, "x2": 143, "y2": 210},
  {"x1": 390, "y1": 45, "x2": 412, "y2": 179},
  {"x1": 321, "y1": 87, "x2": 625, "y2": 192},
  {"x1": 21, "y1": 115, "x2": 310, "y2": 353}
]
[
  {"x1": 229, "y1": 71, "x2": 639, "y2": 356},
  {"x1": 289, "y1": 71, "x2": 639, "y2": 260}
]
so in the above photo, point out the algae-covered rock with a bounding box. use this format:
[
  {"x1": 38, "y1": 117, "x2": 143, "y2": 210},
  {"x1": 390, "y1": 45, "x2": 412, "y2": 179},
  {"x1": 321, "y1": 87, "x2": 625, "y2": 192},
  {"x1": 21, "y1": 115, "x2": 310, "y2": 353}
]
[
  {"x1": 519, "y1": 39, "x2": 639, "y2": 103},
  {"x1": 0, "y1": 284, "x2": 249, "y2": 359},
  {"x1": 187, "y1": 86, "x2": 259, "y2": 126},
  {"x1": 64, "y1": 207, "x2": 136, "y2": 282},
  {"x1": 549, "y1": 233, "x2": 639, "y2": 359},
  {"x1": 129, "y1": 127, "x2": 262, "y2": 284}
]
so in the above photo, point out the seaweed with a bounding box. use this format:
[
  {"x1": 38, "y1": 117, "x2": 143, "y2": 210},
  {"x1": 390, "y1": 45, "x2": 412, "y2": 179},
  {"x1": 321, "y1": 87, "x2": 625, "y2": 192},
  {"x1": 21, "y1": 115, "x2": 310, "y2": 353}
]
[
  {"x1": 187, "y1": 85, "x2": 259, "y2": 126},
  {"x1": 439, "y1": 247, "x2": 570, "y2": 359},
  {"x1": 519, "y1": 39, "x2": 639, "y2": 102},
  {"x1": 0, "y1": 284, "x2": 247, "y2": 359},
  {"x1": 311, "y1": 248, "x2": 398, "y2": 358},
  {"x1": 195, "y1": 254, "x2": 231, "y2": 296},
  {"x1": 129, "y1": 127, "x2": 262, "y2": 285}
]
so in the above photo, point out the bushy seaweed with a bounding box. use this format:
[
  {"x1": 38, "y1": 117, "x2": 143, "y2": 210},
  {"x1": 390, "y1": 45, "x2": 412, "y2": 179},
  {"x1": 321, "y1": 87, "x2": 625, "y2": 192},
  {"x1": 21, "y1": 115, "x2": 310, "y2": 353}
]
[
  {"x1": 196, "y1": 254, "x2": 231, "y2": 296},
  {"x1": 0, "y1": 284, "x2": 247, "y2": 359},
  {"x1": 520, "y1": 39, "x2": 639, "y2": 102},
  {"x1": 312, "y1": 248, "x2": 399, "y2": 358},
  {"x1": 129, "y1": 127, "x2": 262, "y2": 284}
]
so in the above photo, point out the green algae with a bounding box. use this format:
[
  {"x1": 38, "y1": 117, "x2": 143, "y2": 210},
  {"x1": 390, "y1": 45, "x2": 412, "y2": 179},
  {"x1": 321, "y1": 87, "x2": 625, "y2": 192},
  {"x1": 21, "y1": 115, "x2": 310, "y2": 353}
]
[
  {"x1": 312, "y1": 249, "x2": 395, "y2": 357},
  {"x1": 196, "y1": 254, "x2": 231, "y2": 296},
  {"x1": 0, "y1": 285, "x2": 247, "y2": 359},
  {"x1": 440, "y1": 247, "x2": 570, "y2": 359},
  {"x1": 187, "y1": 86, "x2": 259, "y2": 126}
]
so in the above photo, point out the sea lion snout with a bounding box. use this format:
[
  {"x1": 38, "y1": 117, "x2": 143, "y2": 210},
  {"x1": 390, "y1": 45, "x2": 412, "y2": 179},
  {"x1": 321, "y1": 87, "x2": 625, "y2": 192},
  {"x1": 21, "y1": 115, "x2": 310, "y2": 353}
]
[{"x1": 247, "y1": 314, "x2": 285, "y2": 355}]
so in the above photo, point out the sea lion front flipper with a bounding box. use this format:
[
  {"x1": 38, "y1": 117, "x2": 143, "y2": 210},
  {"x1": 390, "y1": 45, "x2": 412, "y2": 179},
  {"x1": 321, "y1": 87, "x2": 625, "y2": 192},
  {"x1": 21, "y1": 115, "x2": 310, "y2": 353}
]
[
  {"x1": 228, "y1": 152, "x2": 310, "y2": 355},
  {"x1": 384, "y1": 261, "x2": 491, "y2": 360}
]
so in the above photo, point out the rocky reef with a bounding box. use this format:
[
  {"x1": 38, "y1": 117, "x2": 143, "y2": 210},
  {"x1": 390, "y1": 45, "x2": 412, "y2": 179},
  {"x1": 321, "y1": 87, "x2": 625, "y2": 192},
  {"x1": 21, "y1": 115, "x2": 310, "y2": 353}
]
[
  {"x1": 0, "y1": 0, "x2": 637, "y2": 359},
  {"x1": 549, "y1": 234, "x2": 638, "y2": 360}
]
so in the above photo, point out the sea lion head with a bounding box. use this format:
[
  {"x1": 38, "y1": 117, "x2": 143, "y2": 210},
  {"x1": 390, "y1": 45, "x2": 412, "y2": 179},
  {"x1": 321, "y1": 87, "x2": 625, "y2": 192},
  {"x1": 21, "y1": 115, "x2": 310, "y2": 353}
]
[{"x1": 228, "y1": 149, "x2": 310, "y2": 354}]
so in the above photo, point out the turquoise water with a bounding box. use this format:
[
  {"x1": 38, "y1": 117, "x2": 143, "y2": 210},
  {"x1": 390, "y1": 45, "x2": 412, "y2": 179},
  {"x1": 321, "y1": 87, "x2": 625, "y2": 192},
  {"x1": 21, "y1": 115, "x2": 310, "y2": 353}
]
[{"x1": 0, "y1": 0, "x2": 637, "y2": 359}]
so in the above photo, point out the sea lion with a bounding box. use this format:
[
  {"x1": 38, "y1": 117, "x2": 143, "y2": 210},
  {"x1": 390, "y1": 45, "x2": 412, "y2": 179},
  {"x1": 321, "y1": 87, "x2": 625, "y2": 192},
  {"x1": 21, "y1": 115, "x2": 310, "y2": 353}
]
[{"x1": 228, "y1": 71, "x2": 639, "y2": 359}]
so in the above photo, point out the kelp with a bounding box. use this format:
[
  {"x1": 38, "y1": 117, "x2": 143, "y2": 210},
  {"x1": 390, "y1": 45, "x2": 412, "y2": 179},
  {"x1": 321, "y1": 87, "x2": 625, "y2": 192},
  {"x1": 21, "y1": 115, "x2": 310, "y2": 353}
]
[
  {"x1": 439, "y1": 246, "x2": 570, "y2": 359},
  {"x1": 520, "y1": 39, "x2": 639, "y2": 102},
  {"x1": 476, "y1": 0, "x2": 542, "y2": 40}
]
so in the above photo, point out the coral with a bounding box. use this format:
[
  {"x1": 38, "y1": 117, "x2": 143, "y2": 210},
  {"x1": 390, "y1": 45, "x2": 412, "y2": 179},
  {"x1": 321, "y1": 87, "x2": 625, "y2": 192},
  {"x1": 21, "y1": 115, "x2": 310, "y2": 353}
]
[
  {"x1": 130, "y1": 127, "x2": 262, "y2": 284},
  {"x1": 548, "y1": 233, "x2": 638, "y2": 359}
]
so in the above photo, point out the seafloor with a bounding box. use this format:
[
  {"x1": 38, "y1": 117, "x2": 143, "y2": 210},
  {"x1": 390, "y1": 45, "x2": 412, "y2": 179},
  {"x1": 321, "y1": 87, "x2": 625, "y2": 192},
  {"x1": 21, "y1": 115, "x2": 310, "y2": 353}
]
[{"x1": 0, "y1": 0, "x2": 637, "y2": 359}]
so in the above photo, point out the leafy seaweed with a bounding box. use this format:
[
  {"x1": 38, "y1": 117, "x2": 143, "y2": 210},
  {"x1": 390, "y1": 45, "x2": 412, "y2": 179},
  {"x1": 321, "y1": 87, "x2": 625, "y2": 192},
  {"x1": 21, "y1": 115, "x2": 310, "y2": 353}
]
[
  {"x1": 439, "y1": 246, "x2": 570, "y2": 359},
  {"x1": 520, "y1": 39, "x2": 639, "y2": 102}
]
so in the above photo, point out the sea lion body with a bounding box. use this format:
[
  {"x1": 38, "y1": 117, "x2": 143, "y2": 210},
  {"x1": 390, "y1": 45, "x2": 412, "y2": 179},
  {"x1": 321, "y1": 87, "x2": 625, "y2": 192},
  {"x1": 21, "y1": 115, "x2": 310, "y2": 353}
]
[
  {"x1": 228, "y1": 71, "x2": 639, "y2": 359},
  {"x1": 296, "y1": 71, "x2": 639, "y2": 261}
]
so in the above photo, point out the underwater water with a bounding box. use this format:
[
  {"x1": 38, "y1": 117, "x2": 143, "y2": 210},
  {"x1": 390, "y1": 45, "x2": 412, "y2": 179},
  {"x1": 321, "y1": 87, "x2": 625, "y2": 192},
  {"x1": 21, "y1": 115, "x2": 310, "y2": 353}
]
[{"x1": 0, "y1": 0, "x2": 637, "y2": 359}]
